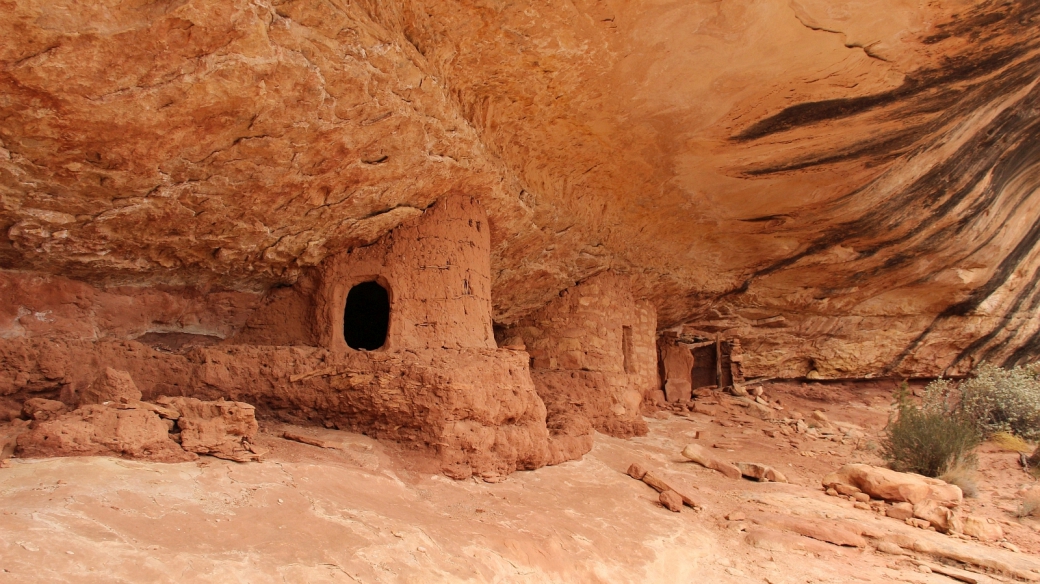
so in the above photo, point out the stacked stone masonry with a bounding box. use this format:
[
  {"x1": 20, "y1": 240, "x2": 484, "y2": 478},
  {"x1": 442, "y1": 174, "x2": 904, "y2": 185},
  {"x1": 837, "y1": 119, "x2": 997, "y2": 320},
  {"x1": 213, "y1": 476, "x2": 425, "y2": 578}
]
[
  {"x1": 3, "y1": 196, "x2": 610, "y2": 479},
  {"x1": 501, "y1": 272, "x2": 658, "y2": 462}
]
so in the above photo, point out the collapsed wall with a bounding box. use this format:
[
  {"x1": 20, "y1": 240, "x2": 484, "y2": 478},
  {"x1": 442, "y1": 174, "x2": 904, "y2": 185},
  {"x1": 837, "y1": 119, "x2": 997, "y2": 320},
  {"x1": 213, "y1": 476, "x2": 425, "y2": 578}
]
[
  {"x1": 1, "y1": 196, "x2": 565, "y2": 479},
  {"x1": 499, "y1": 273, "x2": 657, "y2": 463},
  {"x1": 657, "y1": 333, "x2": 746, "y2": 401}
]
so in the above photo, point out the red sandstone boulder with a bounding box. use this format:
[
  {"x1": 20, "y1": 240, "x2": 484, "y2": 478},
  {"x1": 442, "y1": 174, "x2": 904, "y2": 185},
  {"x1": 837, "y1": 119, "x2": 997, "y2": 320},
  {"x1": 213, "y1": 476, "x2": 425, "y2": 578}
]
[
  {"x1": 736, "y1": 462, "x2": 788, "y2": 483},
  {"x1": 21, "y1": 398, "x2": 69, "y2": 422},
  {"x1": 627, "y1": 462, "x2": 648, "y2": 480},
  {"x1": 16, "y1": 404, "x2": 195, "y2": 462},
  {"x1": 749, "y1": 512, "x2": 868, "y2": 548},
  {"x1": 639, "y1": 470, "x2": 702, "y2": 509},
  {"x1": 79, "y1": 367, "x2": 143, "y2": 406},
  {"x1": 659, "y1": 490, "x2": 683, "y2": 512},
  {"x1": 681, "y1": 443, "x2": 742, "y2": 480},
  {"x1": 913, "y1": 499, "x2": 962, "y2": 533},
  {"x1": 822, "y1": 464, "x2": 962, "y2": 505},
  {"x1": 158, "y1": 397, "x2": 263, "y2": 462}
]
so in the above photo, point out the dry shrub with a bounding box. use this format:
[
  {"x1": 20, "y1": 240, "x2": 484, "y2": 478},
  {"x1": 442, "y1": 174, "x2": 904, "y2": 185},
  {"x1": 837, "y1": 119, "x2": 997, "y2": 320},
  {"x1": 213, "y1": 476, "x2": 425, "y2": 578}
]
[
  {"x1": 882, "y1": 381, "x2": 981, "y2": 478},
  {"x1": 990, "y1": 431, "x2": 1033, "y2": 453},
  {"x1": 939, "y1": 462, "x2": 979, "y2": 498},
  {"x1": 959, "y1": 364, "x2": 1040, "y2": 439}
]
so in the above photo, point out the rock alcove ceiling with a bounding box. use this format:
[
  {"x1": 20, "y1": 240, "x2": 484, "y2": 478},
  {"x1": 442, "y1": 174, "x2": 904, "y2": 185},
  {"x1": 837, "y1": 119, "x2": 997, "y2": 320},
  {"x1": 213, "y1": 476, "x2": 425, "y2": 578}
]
[{"x1": 2, "y1": 0, "x2": 1040, "y2": 379}]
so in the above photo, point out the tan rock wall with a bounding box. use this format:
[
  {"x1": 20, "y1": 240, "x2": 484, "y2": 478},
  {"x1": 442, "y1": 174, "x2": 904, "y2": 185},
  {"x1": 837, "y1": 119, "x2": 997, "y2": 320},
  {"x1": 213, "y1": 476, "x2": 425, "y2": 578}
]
[
  {"x1": 0, "y1": 270, "x2": 260, "y2": 344},
  {"x1": 3, "y1": 0, "x2": 1040, "y2": 380},
  {"x1": 503, "y1": 272, "x2": 657, "y2": 439}
]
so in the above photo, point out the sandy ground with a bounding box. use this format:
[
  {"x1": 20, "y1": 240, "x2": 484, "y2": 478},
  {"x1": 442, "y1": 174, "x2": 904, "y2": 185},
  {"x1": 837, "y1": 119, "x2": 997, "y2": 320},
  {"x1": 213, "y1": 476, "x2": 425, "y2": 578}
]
[{"x1": 2, "y1": 381, "x2": 1040, "y2": 583}]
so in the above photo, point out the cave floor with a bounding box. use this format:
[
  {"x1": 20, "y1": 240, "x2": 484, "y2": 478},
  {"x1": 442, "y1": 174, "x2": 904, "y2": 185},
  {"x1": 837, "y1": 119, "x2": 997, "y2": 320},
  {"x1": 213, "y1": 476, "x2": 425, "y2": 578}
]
[{"x1": 2, "y1": 381, "x2": 1040, "y2": 583}]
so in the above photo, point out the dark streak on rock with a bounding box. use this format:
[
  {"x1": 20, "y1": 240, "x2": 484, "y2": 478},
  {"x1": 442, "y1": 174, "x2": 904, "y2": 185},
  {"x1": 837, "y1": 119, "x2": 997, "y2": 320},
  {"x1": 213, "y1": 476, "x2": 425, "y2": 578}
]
[
  {"x1": 712, "y1": 56, "x2": 1040, "y2": 372},
  {"x1": 883, "y1": 94, "x2": 1040, "y2": 372},
  {"x1": 732, "y1": 1, "x2": 1040, "y2": 146}
]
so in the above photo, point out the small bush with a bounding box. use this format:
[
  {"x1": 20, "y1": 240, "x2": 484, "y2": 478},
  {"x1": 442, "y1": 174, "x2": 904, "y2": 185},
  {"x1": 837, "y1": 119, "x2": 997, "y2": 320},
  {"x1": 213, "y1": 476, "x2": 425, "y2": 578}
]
[
  {"x1": 939, "y1": 462, "x2": 979, "y2": 498},
  {"x1": 882, "y1": 381, "x2": 981, "y2": 478},
  {"x1": 959, "y1": 364, "x2": 1040, "y2": 439}
]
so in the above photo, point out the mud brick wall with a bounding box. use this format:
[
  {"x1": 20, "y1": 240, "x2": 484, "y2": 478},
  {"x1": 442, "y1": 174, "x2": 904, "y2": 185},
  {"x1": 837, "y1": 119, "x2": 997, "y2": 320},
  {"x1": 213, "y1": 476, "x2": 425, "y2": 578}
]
[
  {"x1": 312, "y1": 195, "x2": 495, "y2": 352},
  {"x1": 503, "y1": 272, "x2": 657, "y2": 440}
]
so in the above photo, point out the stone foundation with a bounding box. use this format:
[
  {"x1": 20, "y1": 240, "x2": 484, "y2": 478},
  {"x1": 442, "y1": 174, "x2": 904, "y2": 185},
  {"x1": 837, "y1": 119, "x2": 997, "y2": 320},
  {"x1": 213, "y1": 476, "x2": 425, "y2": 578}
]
[{"x1": 1, "y1": 338, "x2": 548, "y2": 478}]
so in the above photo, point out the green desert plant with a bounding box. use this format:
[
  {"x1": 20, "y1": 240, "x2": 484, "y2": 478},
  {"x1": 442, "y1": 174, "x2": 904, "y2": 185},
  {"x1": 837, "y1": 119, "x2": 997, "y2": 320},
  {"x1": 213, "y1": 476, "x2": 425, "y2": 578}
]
[
  {"x1": 882, "y1": 381, "x2": 981, "y2": 478},
  {"x1": 958, "y1": 364, "x2": 1040, "y2": 439}
]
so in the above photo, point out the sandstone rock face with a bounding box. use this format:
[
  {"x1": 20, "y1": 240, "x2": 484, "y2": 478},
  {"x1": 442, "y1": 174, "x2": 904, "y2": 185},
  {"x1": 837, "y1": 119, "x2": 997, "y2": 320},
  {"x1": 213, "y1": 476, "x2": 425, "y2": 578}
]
[
  {"x1": 749, "y1": 513, "x2": 868, "y2": 548},
  {"x1": 681, "y1": 443, "x2": 742, "y2": 480},
  {"x1": 158, "y1": 397, "x2": 261, "y2": 463},
  {"x1": 16, "y1": 404, "x2": 195, "y2": 463},
  {"x1": 2, "y1": 0, "x2": 1038, "y2": 379},
  {"x1": 3, "y1": 0, "x2": 1040, "y2": 476},
  {"x1": 887, "y1": 502, "x2": 915, "y2": 521},
  {"x1": 823, "y1": 464, "x2": 962, "y2": 505},
  {"x1": 1, "y1": 199, "x2": 563, "y2": 478},
  {"x1": 21, "y1": 398, "x2": 68, "y2": 422},
  {"x1": 78, "y1": 367, "x2": 142, "y2": 406}
]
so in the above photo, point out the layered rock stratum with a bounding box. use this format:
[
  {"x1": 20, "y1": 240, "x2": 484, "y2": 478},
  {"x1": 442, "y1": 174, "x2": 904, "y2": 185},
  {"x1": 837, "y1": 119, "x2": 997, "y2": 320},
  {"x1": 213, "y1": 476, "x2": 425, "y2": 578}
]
[{"x1": 3, "y1": 0, "x2": 1040, "y2": 378}]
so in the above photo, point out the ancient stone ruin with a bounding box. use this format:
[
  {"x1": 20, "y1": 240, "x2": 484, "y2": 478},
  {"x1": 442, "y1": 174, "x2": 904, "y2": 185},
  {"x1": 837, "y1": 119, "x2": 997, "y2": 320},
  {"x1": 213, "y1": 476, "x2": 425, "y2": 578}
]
[
  {"x1": 1, "y1": 0, "x2": 1039, "y2": 482},
  {"x1": 5, "y1": 1, "x2": 1040, "y2": 580},
  {"x1": 2, "y1": 194, "x2": 671, "y2": 479}
]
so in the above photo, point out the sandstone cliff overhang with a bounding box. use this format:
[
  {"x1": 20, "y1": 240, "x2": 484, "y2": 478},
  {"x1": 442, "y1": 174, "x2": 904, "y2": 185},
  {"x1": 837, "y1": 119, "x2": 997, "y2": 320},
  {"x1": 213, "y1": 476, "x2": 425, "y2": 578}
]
[{"x1": 2, "y1": 1, "x2": 1040, "y2": 378}]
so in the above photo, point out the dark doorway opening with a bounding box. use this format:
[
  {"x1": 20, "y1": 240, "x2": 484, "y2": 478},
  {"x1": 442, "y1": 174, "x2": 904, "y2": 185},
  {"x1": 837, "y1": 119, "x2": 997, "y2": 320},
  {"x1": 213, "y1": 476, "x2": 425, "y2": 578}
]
[
  {"x1": 343, "y1": 281, "x2": 390, "y2": 350},
  {"x1": 691, "y1": 345, "x2": 717, "y2": 388}
]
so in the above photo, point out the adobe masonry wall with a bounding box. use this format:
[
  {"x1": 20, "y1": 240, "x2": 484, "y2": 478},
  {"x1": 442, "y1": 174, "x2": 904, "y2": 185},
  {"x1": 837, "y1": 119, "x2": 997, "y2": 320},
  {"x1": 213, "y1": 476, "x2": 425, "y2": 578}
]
[
  {"x1": 502, "y1": 272, "x2": 657, "y2": 452},
  {"x1": 0, "y1": 196, "x2": 558, "y2": 479},
  {"x1": 0, "y1": 338, "x2": 550, "y2": 479},
  {"x1": 315, "y1": 195, "x2": 495, "y2": 352},
  {"x1": 0, "y1": 200, "x2": 672, "y2": 478},
  {"x1": 230, "y1": 195, "x2": 496, "y2": 351}
]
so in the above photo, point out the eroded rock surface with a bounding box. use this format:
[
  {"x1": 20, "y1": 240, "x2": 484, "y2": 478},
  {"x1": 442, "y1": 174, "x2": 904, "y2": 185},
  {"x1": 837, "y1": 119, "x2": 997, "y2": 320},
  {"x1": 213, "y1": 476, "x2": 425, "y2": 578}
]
[
  {"x1": 78, "y1": 367, "x2": 142, "y2": 406},
  {"x1": 1, "y1": 1, "x2": 1038, "y2": 380},
  {"x1": 158, "y1": 397, "x2": 263, "y2": 463},
  {"x1": 823, "y1": 463, "x2": 963, "y2": 505},
  {"x1": 16, "y1": 404, "x2": 195, "y2": 463}
]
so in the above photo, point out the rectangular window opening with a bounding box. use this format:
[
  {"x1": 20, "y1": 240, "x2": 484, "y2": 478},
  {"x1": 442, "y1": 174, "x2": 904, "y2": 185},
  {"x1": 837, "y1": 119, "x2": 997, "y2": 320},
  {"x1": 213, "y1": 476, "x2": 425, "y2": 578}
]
[{"x1": 622, "y1": 325, "x2": 634, "y2": 374}]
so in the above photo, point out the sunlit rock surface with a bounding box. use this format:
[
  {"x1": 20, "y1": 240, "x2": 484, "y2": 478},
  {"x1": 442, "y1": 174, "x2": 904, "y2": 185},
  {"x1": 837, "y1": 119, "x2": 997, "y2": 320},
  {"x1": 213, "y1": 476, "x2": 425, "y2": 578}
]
[{"x1": 2, "y1": 0, "x2": 1039, "y2": 378}]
